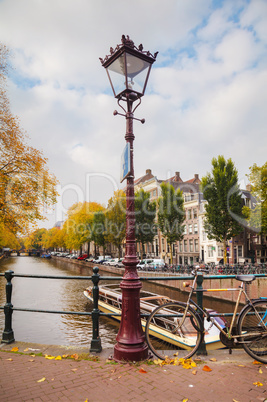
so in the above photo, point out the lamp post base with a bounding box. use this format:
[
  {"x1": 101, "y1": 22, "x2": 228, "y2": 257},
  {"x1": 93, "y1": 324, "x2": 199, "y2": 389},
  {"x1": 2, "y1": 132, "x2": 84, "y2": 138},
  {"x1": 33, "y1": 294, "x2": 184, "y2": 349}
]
[
  {"x1": 113, "y1": 278, "x2": 148, "y2": 362},
  {"x1": 114, "y1": 341, "x2": 148, "y2": 363}
]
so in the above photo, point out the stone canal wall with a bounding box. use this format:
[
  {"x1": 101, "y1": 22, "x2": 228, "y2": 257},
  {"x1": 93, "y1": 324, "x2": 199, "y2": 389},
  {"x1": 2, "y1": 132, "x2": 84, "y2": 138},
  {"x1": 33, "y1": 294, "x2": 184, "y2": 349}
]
[{"x1": 57, "y1": 258, "x2": 267, "y2": 303}]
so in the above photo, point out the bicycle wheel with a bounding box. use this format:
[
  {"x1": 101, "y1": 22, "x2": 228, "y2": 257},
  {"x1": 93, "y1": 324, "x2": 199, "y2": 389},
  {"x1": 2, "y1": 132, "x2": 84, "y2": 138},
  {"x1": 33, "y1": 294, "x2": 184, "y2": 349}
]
[
  {"x1": 237, "y1": 300, "x2": 267, "y2": 364},
  {"x1": 145, "y1": 302, "x2": 203, "y2": 360}
]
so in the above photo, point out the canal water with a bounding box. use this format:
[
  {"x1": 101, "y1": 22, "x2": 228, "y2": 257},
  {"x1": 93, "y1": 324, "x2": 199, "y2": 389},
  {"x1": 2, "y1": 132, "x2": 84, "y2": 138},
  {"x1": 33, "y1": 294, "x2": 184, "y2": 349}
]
[{"x1": 0, "y1": 257, "x2": 236, "y2": 348}]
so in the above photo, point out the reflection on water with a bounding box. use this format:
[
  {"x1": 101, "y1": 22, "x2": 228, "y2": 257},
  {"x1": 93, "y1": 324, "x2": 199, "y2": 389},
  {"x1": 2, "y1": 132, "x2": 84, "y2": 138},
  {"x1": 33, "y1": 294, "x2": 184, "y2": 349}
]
[
  {"x1": 0, "y1": 257, "x2": 119, "y2": 348},
  {"x1": 0, "y1": 257, "x2": 237, "y2": 347}
]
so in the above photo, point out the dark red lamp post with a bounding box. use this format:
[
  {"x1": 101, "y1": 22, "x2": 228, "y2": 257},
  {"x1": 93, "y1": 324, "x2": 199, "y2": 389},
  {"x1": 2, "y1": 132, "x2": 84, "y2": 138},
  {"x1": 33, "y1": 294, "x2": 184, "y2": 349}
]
[{"x1": 100, "y1": 35, "x2": 157, "y2": 362}]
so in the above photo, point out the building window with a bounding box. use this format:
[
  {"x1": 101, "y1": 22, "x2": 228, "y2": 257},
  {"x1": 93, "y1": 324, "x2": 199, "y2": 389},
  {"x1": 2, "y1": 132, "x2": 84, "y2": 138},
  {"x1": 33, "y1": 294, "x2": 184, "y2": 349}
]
[
  {"x1": 188, "y1": 209, "x2": 192, "y2": 220},
  {"x1": 194, "y1": 223, "x2": 198, "y2": 234},
  {"x1": 202, "y1": 231, "x2": 207, "y2": 241},
  {"x1": 184, "y1": 240, "x2": 187, "y2": 252},
  {"x1": 193, "y1": 208, "x2": 197, "y2": 219},
  {"x1": 179, "y1": 242, "x2": 183, "y2": 252},
  {"x1": 183, "y1": 225, "x2": 187, "y2": 235},
  {"x1": 189, "y1": 224, "x2": 192, "y2": 234},
  {"x1": 194, "y1": 239, "x2": 199, "y2": 252},
  {"x1": 238, "y1": 245, "x2": 243, "y2": 257},
  {"x1": 152, "y1": 189, "x2": 157, "y2": 197},
  {"x1": 189, "y1": 239, "x2": 193, "y2": 252},
  {"x1": 208, "y1": 246, "x2": 214, "y2": 258}
]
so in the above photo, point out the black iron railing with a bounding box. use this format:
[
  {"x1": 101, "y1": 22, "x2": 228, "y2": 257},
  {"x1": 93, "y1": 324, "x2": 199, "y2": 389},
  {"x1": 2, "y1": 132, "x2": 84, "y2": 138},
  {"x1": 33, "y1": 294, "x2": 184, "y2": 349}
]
[{"x1": 1, "y1": 267, "x2": 266, "y2": 354}]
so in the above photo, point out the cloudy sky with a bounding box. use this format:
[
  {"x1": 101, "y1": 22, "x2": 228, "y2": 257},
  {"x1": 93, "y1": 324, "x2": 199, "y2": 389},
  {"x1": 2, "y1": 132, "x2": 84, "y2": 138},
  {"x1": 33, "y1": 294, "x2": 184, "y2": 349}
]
[{"x1": 0, "y1": 0, "x2": 266, "y2": 229}]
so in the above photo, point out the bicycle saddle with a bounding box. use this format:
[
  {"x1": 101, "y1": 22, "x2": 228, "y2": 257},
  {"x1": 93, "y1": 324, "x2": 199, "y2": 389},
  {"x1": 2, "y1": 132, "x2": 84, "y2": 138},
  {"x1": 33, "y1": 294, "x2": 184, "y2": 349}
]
[{"x1": 236, "y1": 275, "x2": 256, "y2": 282}]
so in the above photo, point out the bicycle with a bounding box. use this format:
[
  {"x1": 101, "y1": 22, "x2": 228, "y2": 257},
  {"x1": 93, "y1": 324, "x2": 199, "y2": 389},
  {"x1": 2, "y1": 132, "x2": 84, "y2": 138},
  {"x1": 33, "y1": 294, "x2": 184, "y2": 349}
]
[{"x1": 145, "y1": 268, "x2": 267, "y2": 363}]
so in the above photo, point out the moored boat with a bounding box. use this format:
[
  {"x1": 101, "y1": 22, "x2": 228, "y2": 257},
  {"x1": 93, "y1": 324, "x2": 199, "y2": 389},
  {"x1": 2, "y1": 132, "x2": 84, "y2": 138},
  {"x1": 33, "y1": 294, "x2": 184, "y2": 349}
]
[{"x1": 84, "y1": 284, "x2": 225, "y2": 351}]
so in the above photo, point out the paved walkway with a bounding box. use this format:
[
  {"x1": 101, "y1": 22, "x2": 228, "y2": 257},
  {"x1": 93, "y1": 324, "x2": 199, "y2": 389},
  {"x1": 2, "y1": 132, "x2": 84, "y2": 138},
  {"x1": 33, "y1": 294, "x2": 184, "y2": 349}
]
[{"x1": 0, "y1": 342, "x2": 267, "y2": 402}]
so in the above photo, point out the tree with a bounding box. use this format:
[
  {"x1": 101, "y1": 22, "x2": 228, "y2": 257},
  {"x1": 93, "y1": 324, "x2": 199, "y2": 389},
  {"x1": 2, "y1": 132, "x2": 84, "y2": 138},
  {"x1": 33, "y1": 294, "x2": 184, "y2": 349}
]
[
  {"x1": 0, "y1": 43, "x2": 58, "y2": 236},
  {"x1": 91, "y1": 211, "x2": 108, "y2": 256},
  {"x1": 105, "y1": 190, "x2": 126, "y2": 258},
  {"x1": 135, "y1": 189, "x2": 157, "y2": 259},
  {"x1": 24, "y1": 228, "x2": 47, "y2": 250},
  {"x1": 201, "y1": 155, "x2": 244, "y2": 263},
  {"x1": 157, "y1": 183, "x2": 185, "y2": 264},
  {"x1": 64, "y1": 202, "x2": 104, "y2": 253},
  {"x1": 243, "y1": 162, "x2": 267, "y2": 234}
]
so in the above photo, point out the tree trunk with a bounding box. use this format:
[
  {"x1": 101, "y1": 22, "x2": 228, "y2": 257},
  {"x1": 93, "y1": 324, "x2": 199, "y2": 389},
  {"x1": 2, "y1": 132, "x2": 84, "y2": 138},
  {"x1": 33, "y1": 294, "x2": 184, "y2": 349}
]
[
  {"x1": 169, "y1": 242, "x2": 173, "y2": 265},
  {"x1": 224, "y1": 238, "x2": 227, "y2": 264}
]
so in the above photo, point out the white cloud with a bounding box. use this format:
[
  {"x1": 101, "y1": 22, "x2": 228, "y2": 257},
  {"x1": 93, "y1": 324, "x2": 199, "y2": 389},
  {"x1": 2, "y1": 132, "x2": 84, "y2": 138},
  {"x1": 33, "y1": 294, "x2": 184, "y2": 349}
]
[{"x1": 1, "y1": 0, "x2": 266, "y2": 228}]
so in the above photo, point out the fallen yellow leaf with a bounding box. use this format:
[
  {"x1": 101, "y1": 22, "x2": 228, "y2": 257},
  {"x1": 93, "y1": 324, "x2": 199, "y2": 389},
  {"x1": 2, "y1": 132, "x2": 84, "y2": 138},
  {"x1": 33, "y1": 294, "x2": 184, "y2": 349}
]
[
  {"x1": 209, "y1": 358, "x2": 217, "y2": 362},
  {"x1": 238, "y1": 365, "x2": 245, "y2": 367},
  {"x1": 11, "y1": 347, "x2": 18, "y2": 352},
  {"x1": 45, "y1": 355, "x2": 55, "y2": 360},
  {"x1": 203, "y1": 365, "x2": 212, "y2": 372},
  {"x1": 24, "y1": 348, "x2": 29, "y2": 352},
  {"x1": 6, "y1": 358, "x2": 13, "y2": 361},
  {"x1": 191, "y1": 361, "x2": 197, "y2": 368},
  {"x1": 259, "y1": 368, "x2": 263, "y2": 374},
  {"x1": 183, "y1": 399, "x2": 188, "y2": 402},
  {"x1": 37, "y1": 377, "x2": 46, "y2": 383},
  {"x1": 183, "y1": 363, "x2": 192, "y2": 369},
  {"x1": 253, "y1": 360, "x2": 261, "y2": 365},
  {"x1": 71, "y1": 369, "x2": 77, "y2": 372},
  {"x1": 28, "y1": 359, "x2": 35, "y2": 362},
  {"x1": 55, "y1": 356, "x2": 62, "y2": 360},
  {"x1": 192, "y1": 370, "x2": 197, "y2": 375},
  {"x1": 253, "y1": 382, "x2": 263, "y2": 387}
]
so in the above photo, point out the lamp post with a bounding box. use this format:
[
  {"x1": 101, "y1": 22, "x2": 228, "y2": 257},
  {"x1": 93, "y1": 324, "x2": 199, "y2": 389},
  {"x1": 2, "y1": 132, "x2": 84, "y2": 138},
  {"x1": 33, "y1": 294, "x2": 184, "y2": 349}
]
[{"x1": 100, "y1": 35, "x2": 157, "y2": 362}]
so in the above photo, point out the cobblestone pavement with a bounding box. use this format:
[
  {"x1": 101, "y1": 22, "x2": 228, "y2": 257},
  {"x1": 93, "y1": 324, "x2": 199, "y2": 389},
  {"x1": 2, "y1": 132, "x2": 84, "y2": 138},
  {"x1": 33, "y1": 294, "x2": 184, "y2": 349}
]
[{"x1": 0, "y1": 342, "x2": 267, "y2": 402}]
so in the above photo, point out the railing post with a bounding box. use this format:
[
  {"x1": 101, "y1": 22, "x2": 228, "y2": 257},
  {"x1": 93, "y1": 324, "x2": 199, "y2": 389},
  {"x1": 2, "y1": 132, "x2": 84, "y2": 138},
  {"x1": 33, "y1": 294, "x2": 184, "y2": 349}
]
[
  {"x1": 90, "y1": 266, "x2": 102, "y2": 353},
  {"x1": 1, "y1": 270, "x2": 15, "y2": 344},
  {"x1": 196, "y1": 273, "x2": 207, "y2": 355}
]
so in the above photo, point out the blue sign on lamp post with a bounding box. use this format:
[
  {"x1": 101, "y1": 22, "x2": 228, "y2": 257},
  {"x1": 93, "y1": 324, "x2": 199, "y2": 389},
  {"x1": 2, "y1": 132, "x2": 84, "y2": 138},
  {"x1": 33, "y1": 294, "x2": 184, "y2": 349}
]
[{"x1": 120, "y1": 142, "x2": 130, "y2": 182}]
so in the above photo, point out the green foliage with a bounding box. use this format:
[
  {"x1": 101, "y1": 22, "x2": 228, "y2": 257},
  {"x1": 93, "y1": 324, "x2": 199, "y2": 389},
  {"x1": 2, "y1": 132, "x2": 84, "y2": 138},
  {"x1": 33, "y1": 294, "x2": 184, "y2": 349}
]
[
  {"x1": 244, "y1": 162, "x2": 267, "y2": 234},
  {"x1": 135, "y1": 189, "x2": 157, "y2": 258},
  {"x1": 91, "y1": 211, "x2": 107, "y2": 252},
  {"x1": 201, "y1": 156, "x2": 244, "y2": 261},
  {"x1": 157, "y1": 182, "x2": 185, "y2": 263},
  {"x1": 105, "y1": 190, "x2": 126, "y2": 257}
]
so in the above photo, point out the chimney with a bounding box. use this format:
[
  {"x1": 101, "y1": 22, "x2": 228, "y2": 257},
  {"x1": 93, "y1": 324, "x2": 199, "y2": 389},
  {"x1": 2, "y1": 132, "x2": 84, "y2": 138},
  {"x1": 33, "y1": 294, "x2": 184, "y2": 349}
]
[
  {"x1": 175, "y1": 172, "x2": 181, "y2": 182},
  {"x1": 194, "y1": 174, "x2": 199, "y2": 181},
  {"x1": 146, "y1": 169, "x2": 152, "y2": 175},
  {"x1": 246, "y1": 184, "x2": 252, "y2": 192}
]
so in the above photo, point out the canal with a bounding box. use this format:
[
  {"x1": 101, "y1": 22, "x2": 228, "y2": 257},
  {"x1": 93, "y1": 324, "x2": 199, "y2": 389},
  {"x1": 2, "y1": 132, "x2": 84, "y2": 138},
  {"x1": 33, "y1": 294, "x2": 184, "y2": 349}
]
[{"x1": 0, "y1": 257, "x2": 237, "y2": 348}]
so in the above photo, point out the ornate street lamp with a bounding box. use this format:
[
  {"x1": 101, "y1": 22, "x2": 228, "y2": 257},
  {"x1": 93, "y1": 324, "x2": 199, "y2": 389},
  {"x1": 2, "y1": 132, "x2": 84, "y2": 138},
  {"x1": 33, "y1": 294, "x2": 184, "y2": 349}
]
[{"x1": 100, "y1": 35, "x2": 157, "y2": 362}]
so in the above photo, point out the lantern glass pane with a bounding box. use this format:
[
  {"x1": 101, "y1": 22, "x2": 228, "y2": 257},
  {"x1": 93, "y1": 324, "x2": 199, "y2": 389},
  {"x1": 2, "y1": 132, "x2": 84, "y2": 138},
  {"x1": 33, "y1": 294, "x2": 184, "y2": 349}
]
[
  {"x1": 107, "y1": 54, "x2": 126, "y2": 97},
  {"x1": 125, "y1": 53, "x2": 150, "y2": 94}
]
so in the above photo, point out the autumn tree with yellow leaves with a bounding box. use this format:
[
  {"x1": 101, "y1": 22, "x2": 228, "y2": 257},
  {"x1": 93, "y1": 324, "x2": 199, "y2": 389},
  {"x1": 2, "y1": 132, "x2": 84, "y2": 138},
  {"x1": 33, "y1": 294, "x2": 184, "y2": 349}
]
[
  {"x1": 0, "y1": 43, "x2": 58, "y2": 247},
  {"x1": 63, "y1": 202, "x2": 104, "y2": 253}
]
